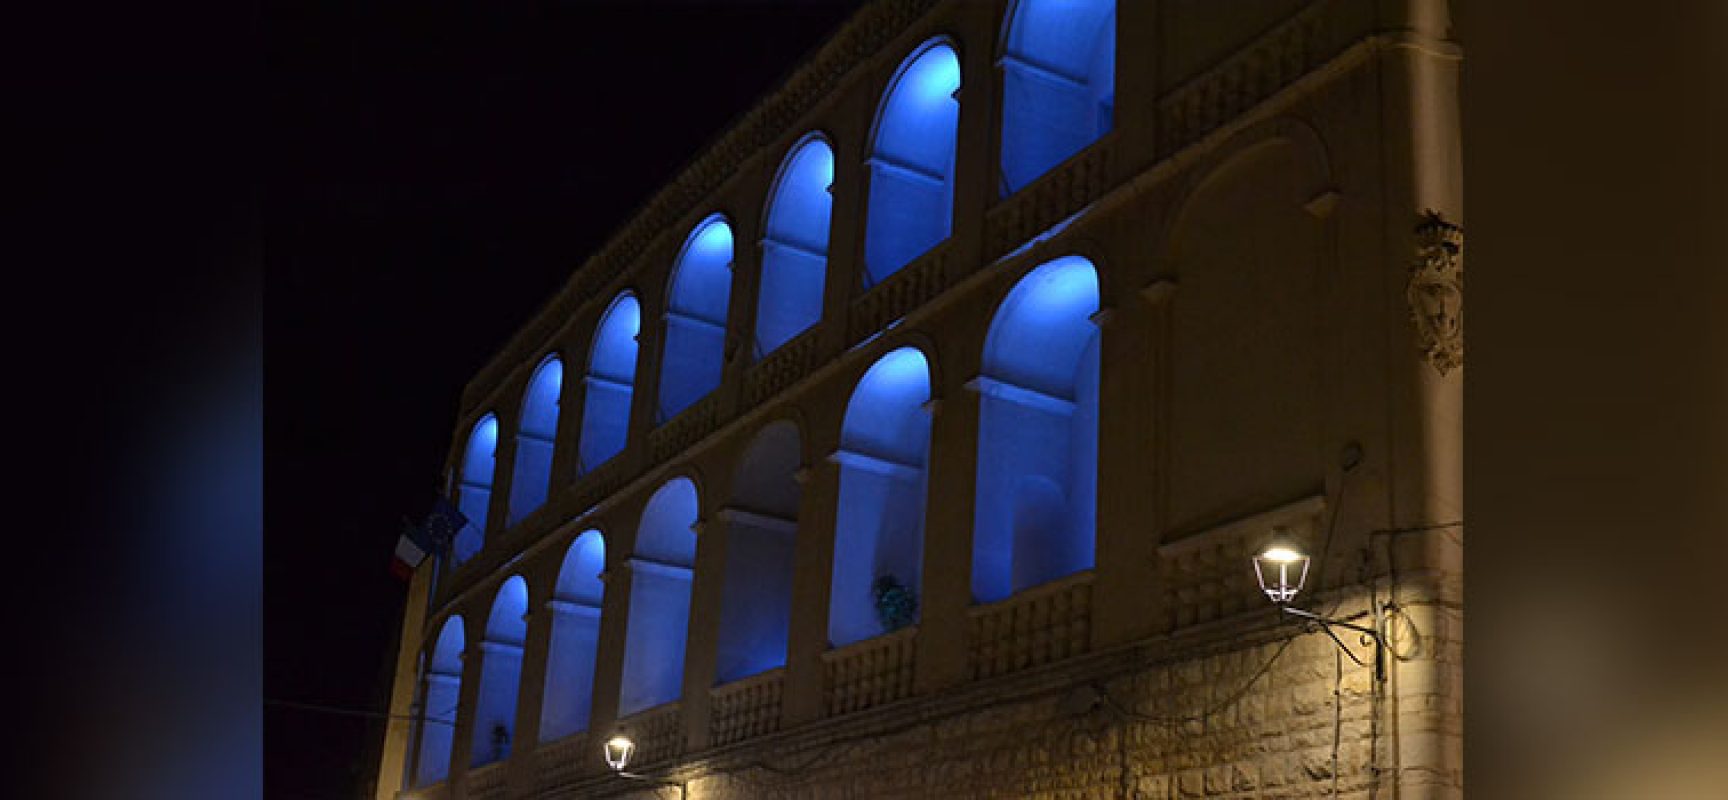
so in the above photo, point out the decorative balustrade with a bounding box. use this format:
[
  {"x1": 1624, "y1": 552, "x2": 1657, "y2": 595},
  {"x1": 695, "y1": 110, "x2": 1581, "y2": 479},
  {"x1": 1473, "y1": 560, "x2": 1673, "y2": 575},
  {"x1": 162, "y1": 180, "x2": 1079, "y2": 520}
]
[
  {"x1": 744, "y1": 328, "x2": 823, "y2": 407},
  {"x1": 822, "y1": 626, "x2": 917, "y2": 717},
  {"x1": 649, "y1": 392, "x2": 721, "y2": 464},
  {"x1": 966, "y1": 570, "x2": 1094, "y2": 681},
  {"x1": 532, "y1": 732, "x2": 590, "y2": 793},
  {"x1": 571, "y1": 454, "x2": 632, "y2": 521},
  {"x1": 847, "y1": 245, "x2": 951, "y2": 346},
  {"x1": 709, "y1": 668, "x2": 785, "y2": 747},
  {"x1": 983, "y1": 135, "x2": 1116, "y2": 263},
  {"x1": 465, "y1": 761, "x2": 506, "y2": 800},
  {"x1": 1155, "y1": 0, "x2": 1345, "y2": 153},
  {"x1": 618, "y1": 702, "x2": 685, "y2": 768}
]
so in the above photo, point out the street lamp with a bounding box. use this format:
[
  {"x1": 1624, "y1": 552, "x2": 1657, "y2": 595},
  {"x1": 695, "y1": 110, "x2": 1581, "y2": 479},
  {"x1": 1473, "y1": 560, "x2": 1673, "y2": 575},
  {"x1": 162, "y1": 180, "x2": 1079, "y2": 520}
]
[
  {"x1": 602, "y1": 731, "x2": 687, "y2": 798},
  {"x1": 1251, "y1": 538, "x2": 1386, "y2": 680},
  {"x1": 603, "y1": 734, "x2": 635, "y2": 772}
]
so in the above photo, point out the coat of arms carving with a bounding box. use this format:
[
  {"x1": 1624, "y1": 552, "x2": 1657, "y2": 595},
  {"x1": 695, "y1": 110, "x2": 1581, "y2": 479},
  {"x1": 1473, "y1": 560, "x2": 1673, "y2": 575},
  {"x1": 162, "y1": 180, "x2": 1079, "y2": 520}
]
[{"x1": 1408, "y1": 210, "x2": 1463, "y2": 376}]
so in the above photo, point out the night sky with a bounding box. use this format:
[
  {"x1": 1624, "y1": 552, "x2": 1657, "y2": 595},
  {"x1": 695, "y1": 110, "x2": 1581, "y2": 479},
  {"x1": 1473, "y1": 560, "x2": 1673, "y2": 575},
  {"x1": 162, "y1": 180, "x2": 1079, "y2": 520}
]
[{"x1": 266, "y1": 3, "x2": 866, "y2": 797}]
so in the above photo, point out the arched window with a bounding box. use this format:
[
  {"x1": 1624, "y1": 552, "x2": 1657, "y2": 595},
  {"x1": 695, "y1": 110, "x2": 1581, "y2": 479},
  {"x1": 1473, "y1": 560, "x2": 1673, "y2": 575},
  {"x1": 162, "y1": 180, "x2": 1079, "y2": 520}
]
[
  {"x1": 715, "y1": 421, "x2": 801, "y2": 683},
  {"x1": 618, "y1": 478, "x2": 698, "y2": 716},
  {"x1": 828, "y1": 347, "x2": 932, "y2": 647},
  {"x1": 454, "y1": 415, "x2": 499, "y2": 564},
  {"x1": 578, "y1": 293, "x2": 639, "y2": 473},
  {"x1": 971, "y1": 256, "x2": 1099, "y2": 603},
  {"x1": 755, "y1": 136, "x2": 834, "y2": 357},
  {"x1": 658, "y1": 216, "x2": 734, "y2": 422},
  {"x1": 507, "y1": 356, "x2": 562, "y2": 525},
  {"x1": 413, "y1": 616, "x2": 465, "y2": 787},
  {"x1": 998, "y1": 0, "x2": 1116, "y2": 196},
  {"x1": 863, "y1": 41, "x2": 961, "y2": 288},
  {"x1": 471, "y1": 576, "x2": 528, "y2": 767},
  {"x1": 540, "y1": 530, "x2": 605, "y2": 741}
]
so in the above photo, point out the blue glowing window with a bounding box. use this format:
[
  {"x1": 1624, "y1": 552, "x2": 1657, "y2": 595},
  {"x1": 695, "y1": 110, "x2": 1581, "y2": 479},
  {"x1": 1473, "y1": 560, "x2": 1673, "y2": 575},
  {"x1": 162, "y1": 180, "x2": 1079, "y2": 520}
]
[
  {"x1": 578, "y1": 293, "x2": 639, "y2": 473},
  {"x1": 715, "y1": 421, "x2": 802, "y2": 683},
  {"x1": 971, "y1": 256, "x2": 1100, "y2": 603},
  {"x1": 453, "y1": 415, "x2": 498, "y2": 565},
  {"x1": 414, "y1": 616, "x2": 465, "y2": 786},
  {"x1": 507, "y1": 356, "x2": 562, "y2": 525},
  {"x1": 542, "y1": 529, "x2": 606, "y2": 739},
  {"x1": 658, "y1": 216, "x2": 735, "y2": 421},
  {"x1": 999, "y1": 0, "x2": 1116, "y2": 196},
  {"x1": 755, "y1": 135, "x2": 835, "y2": 357},
  {"x1": 863, "y1": 41, "x2": 961, "y2": 287},
  {"x1": 618, "y1": 478, "x2": 699, "y2": 716},
  {"x1": 828, "y1": 347, "x2": 932, "y2": 647},
  {"x1": 471, "y1": 576, "x2": 529, "y2": 767}
]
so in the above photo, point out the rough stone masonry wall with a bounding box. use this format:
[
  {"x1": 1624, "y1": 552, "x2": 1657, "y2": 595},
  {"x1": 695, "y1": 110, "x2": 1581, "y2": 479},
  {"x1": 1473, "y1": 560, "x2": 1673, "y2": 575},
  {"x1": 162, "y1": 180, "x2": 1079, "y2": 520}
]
[{"x1": 580, "y1": 584, "x2": 1440, "y2": 800}]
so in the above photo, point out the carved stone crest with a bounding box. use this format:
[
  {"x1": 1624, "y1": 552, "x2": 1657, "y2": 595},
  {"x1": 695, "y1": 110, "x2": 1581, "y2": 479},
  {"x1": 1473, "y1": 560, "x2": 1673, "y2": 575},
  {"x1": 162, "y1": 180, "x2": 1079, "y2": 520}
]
[{"x1": 1408, "y1": 210, "x2": 1463, "y2": 376}]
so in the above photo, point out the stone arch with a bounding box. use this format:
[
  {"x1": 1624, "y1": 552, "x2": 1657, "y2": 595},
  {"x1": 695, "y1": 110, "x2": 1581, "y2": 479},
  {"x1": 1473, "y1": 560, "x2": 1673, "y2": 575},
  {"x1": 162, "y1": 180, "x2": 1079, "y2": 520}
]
[
  {"x1": 1158, "y1": 114, "x2": 1335, "y2": 262},
  {"x1": 1158, "y1": 118, "x2": 1333, "y2": 532}
]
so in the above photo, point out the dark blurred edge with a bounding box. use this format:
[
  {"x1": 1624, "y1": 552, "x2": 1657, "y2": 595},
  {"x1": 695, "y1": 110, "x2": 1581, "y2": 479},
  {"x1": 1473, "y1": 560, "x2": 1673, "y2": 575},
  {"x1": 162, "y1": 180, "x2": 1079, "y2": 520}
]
[{"x1": 1460, "y1": 0, "x2": 1728, "y2": 798}]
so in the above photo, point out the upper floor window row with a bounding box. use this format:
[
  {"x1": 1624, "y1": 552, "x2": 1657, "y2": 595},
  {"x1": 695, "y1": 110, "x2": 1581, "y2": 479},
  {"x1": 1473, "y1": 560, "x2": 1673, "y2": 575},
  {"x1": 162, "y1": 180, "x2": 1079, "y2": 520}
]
[{"x1": 451, "y1": 7, "x2": 1118, "y2": 558}]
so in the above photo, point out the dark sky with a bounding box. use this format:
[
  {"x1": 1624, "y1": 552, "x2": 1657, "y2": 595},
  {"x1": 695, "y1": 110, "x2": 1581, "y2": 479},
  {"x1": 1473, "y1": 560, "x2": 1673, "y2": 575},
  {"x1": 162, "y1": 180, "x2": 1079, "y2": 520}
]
[{"x1": 265, "y1": 2, "x2": 865, "y2": 797}]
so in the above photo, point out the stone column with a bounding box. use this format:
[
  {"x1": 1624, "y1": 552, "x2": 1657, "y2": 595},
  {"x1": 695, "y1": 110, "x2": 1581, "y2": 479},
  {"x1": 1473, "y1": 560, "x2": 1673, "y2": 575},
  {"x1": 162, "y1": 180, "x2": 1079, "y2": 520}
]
[
  {"x1": 942, "y1": 0, "x2": 997, "y2": 282},
  {"x1": 1093, "y1": 281, "x2": 1176, "y2": 646},
  {"x1": 549, "y1": 327, "x2": 589, "y2": 491},
  {"x1": 820, "y1": 91, "x2": 870, "y2": 356},
  {"x1": 506, "y1": 578, "x2": 557, "y2": 766},
  {"x1": 1374, "y1": 8, "x2": 1465, "y2": 797},
  {"x1": 485, "y1": 406, "x2": 521, "y2": 542},
  {"x1": 375, "y1": 561, "x2": 434, "y2": 800},
  {"x1": 679, "y1": 516, "x2": 726, "y2": 751},
  {"x1": 913, "y1": 389, "x2": 978, "y2": 695},
  {"x1": 1113, "y1": 0, "x2": 1161, "y2": 176},
  {"x1": 444, "y1": 638, "x2": 486, "y2": 798},
  {"x1": 781, "y1": 459, "x2": 839, "y2": 726}
]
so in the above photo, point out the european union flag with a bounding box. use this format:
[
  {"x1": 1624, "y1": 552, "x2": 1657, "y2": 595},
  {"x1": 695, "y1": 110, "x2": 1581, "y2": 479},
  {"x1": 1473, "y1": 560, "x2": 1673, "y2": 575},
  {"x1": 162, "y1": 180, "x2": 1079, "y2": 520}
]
[{"x1": 421, "y1": 496, "x2": 468, "y2": 553}]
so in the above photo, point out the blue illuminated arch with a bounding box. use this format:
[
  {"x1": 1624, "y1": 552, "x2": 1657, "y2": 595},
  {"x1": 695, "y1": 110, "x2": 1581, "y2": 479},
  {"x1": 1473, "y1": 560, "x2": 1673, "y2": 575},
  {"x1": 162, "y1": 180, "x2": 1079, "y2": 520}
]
[
  {"x1": 541, "y1": 529, "x2": 605, "y2": 741},
  {"x1": 863, "y1": 40, "x2": 961, "y2": 287},
  {"x1": 971, "y1": 256, "x2": 1100, "y2": 603},
  {"x1": 507, "y1": 356, "x2": 562, "y2": 525},
  {"x1": 454, "y1": 415, "x2": 499, "y2": 564},
  {"x1": 471, "y1": 576, "x2": 528, "y2": 766},
  {"x1": 578, "y1": 293, "x2": 639, "y2": 473},
  {"x1": 999, "y1": 0, "x2": 1115, "y2": 196},
  {"x1": 755, "y1": 135, "x2": 835, "y2": 356},
  {"x1": 658, "y1": 216, "x2": 735, "y2": 421},
  {"x1": 618, "y1": 478, "x2": 699, "y2": 716},
  {"x1": 716, "y1": 421, "x2": 801, "y2": 683},
  {"x1": 413, "y1": 616, "x2": 465, "y2": 787},
  {"x1": 828, "y1": 348, "x2": 933, "y2": 647}
]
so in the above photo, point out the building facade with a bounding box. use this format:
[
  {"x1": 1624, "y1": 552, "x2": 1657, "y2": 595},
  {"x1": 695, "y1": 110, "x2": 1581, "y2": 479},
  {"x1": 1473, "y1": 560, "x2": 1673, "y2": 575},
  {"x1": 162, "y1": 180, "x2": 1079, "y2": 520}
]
[{"x1": 377, "y1": 0, "x2": 1464, "y2": 798}]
